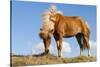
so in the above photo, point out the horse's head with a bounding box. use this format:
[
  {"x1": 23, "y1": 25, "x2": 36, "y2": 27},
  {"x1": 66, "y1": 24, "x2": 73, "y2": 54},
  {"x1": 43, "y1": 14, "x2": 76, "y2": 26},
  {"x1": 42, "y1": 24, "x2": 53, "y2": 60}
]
[
  {"x1": 39, "y1": 28, "x2": 53, "y2": 39},
  {"x1": 39, "y1": 7, "x2": 56, "y2": 39},
  {"x1": 39, "y1": 28, "x2": 53, "y2": 54}
]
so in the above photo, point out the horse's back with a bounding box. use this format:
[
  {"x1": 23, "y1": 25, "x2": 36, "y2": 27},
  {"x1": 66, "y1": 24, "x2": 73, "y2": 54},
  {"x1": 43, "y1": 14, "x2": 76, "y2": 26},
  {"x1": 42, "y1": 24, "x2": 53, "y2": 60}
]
[{"x1": 59, "y1": 16, "x2": 89, "y2": 37}]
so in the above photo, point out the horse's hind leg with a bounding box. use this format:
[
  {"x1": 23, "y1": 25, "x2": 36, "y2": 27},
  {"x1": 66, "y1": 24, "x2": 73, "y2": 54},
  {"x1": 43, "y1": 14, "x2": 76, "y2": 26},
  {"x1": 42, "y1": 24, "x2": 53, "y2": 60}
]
[
  {"x1": 80, "y1": 34, "x2": 91, "y2": 56},
  {"x1": 84, "y1": 36, "x2": 91, "y2": 56},
  {"x1": 76, "y1": 34, "x2": 83, "y2": 56}
]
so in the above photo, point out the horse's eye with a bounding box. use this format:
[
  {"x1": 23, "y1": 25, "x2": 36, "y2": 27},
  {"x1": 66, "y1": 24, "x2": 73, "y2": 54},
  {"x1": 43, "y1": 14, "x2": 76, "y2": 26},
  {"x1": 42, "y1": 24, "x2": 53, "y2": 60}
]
[
  {"x1": 40, "y1": 28, "x2": 43, "y2": 31},
  {"x1": 49, "y1": 29, "x2": 54, "y2": 33}
]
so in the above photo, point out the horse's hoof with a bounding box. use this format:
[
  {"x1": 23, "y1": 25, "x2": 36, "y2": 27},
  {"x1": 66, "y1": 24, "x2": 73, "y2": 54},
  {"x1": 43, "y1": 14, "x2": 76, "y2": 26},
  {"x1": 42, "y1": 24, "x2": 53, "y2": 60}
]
[
  {"x1": 88, "y1": 54, "x2": 90, "y2": 57},
  {"x1": 40, "y1": 52, "x2": 48, "y2": 56},
  {"x1": 58, "y1": 56, "x2": 62, "y2": 58}
]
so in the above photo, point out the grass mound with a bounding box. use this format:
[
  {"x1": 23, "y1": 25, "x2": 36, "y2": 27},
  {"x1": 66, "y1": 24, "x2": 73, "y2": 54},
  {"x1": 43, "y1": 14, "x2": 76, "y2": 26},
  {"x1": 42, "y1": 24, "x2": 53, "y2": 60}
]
[{"x1": 11, "y1": 54, "x2": 96, "y2": 66}]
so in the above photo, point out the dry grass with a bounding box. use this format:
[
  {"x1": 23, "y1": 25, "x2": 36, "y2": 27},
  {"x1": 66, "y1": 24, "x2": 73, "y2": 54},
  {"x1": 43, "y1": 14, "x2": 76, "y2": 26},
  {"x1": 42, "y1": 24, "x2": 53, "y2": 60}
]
[{"x1": 11, "y1": 54, "x2": 96, "y2": 67}]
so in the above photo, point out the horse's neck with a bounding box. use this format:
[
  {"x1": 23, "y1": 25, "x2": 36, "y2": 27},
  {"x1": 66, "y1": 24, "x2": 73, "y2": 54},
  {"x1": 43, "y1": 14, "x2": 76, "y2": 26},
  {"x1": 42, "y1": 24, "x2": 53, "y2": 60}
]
[{"x1": 54, "y1": 15, "x2": 65, "y2": 29}]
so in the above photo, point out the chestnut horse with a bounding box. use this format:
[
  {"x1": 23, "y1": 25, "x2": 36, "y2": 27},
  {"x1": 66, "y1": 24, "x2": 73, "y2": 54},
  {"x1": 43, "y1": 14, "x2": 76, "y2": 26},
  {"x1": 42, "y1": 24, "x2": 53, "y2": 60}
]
[{"x1": 39, "y1": 13, "x2": 90, "y2": 58}]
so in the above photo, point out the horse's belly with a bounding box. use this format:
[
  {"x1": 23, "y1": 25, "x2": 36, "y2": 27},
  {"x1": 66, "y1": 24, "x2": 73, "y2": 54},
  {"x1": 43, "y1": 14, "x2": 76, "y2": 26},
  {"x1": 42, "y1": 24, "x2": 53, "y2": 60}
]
[
  {"x1": 63, "y1": 33, "x2": 76, "y2": 38},
  {"x1": 63, "y1": 28, "x2": 81, "y2": 37},
  {"x1": 63, "y1": 35, "x2": 74, "y2": 38}
]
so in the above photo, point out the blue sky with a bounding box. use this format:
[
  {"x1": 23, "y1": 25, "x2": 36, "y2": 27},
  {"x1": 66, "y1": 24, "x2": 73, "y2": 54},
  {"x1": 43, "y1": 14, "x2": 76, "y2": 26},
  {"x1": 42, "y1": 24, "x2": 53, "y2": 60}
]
[{"x1": 11, "y1": 1, "x2": 96, "y2": 57}]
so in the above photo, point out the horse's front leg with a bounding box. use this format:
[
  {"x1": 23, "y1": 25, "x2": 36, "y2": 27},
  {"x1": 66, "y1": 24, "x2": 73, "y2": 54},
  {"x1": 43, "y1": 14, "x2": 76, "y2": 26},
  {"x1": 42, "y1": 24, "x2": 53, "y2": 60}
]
[
  {"x1": 57, "y1": 37, "x2": 62, "y2": 58},
  {"x1": 54, "y1": 35, "x2": 62, "y2": 58}
]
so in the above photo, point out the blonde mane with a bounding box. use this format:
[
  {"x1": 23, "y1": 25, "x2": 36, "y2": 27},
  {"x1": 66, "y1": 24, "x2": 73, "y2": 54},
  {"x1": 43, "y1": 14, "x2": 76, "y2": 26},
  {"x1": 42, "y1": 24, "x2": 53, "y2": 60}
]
[{"x1": 41, "y1": 5, "x2": 63, "y2": 32}]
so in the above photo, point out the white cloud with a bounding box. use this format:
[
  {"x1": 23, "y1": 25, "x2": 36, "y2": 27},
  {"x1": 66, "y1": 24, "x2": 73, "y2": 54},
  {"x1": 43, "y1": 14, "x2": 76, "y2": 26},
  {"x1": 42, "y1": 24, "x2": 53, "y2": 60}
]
[
  {"x1": 32, "y1": 42, "x2": 44, "y2": 54},
  {"x1": 31, "y1": 40, "x2": 96, "y2": 57},
  {"x1": 32, "y1": 41, "x2": 71, "y2": 55},
  {"x1": 89, "y1": 40, "x2": 97, "y2": 50},
  {"x1": 62, "y1": 41, "x2": 71, "y2": 53}
]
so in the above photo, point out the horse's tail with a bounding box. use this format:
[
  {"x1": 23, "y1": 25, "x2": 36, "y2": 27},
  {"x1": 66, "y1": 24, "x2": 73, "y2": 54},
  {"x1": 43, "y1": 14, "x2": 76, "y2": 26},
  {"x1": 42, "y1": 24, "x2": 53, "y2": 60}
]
[
  {"x1": 84, "y1": 22, "x2": 90, "y2": 49},
  {"x1": 80, "y1": 18, "x2": 90, "y2": 49},
  {"x1": 83, "y1": 21, "x2": 90, "y2": 40}
]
